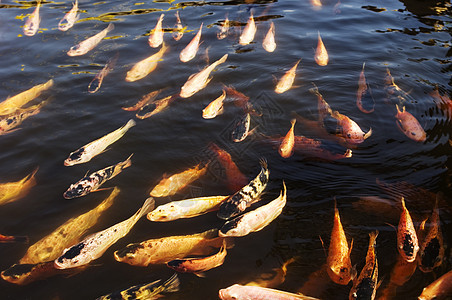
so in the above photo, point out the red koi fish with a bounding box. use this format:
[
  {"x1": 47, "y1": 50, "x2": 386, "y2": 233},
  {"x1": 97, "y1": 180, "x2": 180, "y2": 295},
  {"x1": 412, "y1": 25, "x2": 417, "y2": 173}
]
[{"x1": 395, "y1": 104, "x2": 426, "y2": 142}]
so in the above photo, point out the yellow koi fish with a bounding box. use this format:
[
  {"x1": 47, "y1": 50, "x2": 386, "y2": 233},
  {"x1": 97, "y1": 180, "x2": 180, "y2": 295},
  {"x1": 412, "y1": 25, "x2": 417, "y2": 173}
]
[
  {"x1": 125, "y1": 43, "x2": 168, "y2": 82},
  {"x1": 279, "y1": 119, "x2": 296, "y2": 158},
  {"x1": 202, "y1": 89, "x2": 226, "y2": 119},
  {"x1": 0, "y1": 101, "x2": 45, "y2": 135},
  {"x1": 149, "y1": 14, "x2": 164, "y2": 48},
  {"x1": 0, "y1": 168, "x2": 37, "y2": 206},
  {"x1": 217, "y1": 16, "x2": 229, "y2": 40},
  {"x1": 275, "y1": 59, "x2": 301, "y2": 94}
]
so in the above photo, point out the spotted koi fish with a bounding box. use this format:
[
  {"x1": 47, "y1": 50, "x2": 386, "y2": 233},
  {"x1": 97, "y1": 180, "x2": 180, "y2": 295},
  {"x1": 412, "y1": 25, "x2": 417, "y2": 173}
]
[{"x1": 397, "y1": 197, "x2": 419, "y2": 263}]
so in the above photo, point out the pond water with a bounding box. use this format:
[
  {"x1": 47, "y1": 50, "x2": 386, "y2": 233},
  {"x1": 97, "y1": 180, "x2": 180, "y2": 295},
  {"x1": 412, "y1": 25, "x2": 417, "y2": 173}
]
[{"x1": 0, "y1": 0, "x2": 450, "y2": 299}]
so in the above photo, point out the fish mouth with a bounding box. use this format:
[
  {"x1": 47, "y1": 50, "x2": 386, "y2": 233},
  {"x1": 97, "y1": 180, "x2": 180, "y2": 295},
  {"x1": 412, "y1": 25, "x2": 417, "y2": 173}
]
[
  {"x1": 63, "y1": 190, "x2": 79, "y2": 199},
  {"x1": 114, "y1": 243, "x2": 144, "y2": 259},
  {"x1": 64, "y1": 159, "x2": 73, "y2": 166}
]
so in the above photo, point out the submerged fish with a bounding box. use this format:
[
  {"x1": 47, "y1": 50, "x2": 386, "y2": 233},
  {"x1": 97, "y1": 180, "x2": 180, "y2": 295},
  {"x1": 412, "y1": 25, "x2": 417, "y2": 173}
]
[
  {"x1": 20, "y1": 187, "x2": 119, "y2": 264},
  {"x1": 219, "y1": 284, "x2": 320, "y2": 300},
  {"x1": 378, "y1": 253, "x2": 417, "y2": 299},
  {"x1": 0, "y1": 101, "x2": 45, "y2": 135},
  {"x1": 0, "y1": 234, "x2": 28, "y2": 243},
  {"x1": 180, "y1": 54, "x2": 228, "y2": 98},
  {"x1": 55, "y1": 197, "x2": 154, "y2": 269},
  {"x1": 64, "y1": 119, "x2": 136, "y2": 166},
  {"x1": 180, "y1": 23, "x2": 202, "y2": 62},
  {"x1": 275, "y1": 59, "x2": 301, "y2": 94},
  {"x1": 217, "y1": 16, "x2": 230, "y2": 40},
  {"x1": 262, "y1": 21, "x2": 276, "y2": 52},
  {"x1": 223, "y1": 84, "x2": 250, "y2": 109},
  {"x1": 244, "y1": 257, "x2": 296, "y2": 288},
  {"x1": 149, "y1": 13, "x2": 164, "y2": 48},
  {"x1": 395, "y1": 104, "x2": 426, "y2": 142},
  {"x1": 88, "y1": 54, "x2": 118, "y2": 93},
  {"x1": 397, "y1": 197, "x2": 419, "y2": 263},
  {"x1": 23, "y1": 1, "x2": 41, "y2": 36},
  {"x1": 0, "y1": 79, "x2": 53, "y2": 115},
  {"x1": 349, "y1": 231, "x2": 378, "y2": 300},
  {"x1": 315, "y1": 32, "x2": 328, "y2": 66},
  {"x1": 150, "y1": 162, "x2": 209, "y2": 198},
  {"x1": 202, "y1": 89, "x2": 226, "y2": 119},
  {"x1": 418, "y1": 270, "x2": 452, "y2": 300},
  {"x1": 279, "y1": 119, "x2": 296, "y2": 158},
  {"x1": 231, "y1": 112, "x2": 252, "y2": 143},
  {"x1": 67, "y1": 23, "x2": 114, "y2": 56},
  {"x1": 239, "y1": 12, "x2": 257, "y2": 46},
  {"x1": 58, "y1": 0, "x2": 79, "y2": 31},
  {"x1": 125, "y1": 43, "x2": 168, "y2": 82},
  {"x1": 172, "y1": 11, "x2": 183, "y2": 41},
  {"x1": 330, "y1": 110, "x2": 372, "y2": 144},
  {"x1": 356, "y1": 63, "x2": 375, "y2": 113},
  {"x1": 309, "y1": 84, "x2": 332, "y2": 123},
  {"x1": 217, "y1": 159, "x2": 269, "y2": 220},
  {"x1": 0, "y1": 168, "x2": 37, "y2": 206},
  {"x1": 147, "y1": 195, "x2": 228, "y2": 222},
  {"x1": 219, "y1": 182, "x2": 286, "y2": 237},
  {"x1": 114, "y1": 228, "x2": 231, "y2": 266},
  {"x1": 136, "y1": 94, "x2": 178, "y2": 119},
  {"x1": 63, "y1": 155, "x2": 132, "y2": 199},
  {"x1": 96, "y1": 273, "x2": 180, "y2": 300},
  {"x1": 121, "y1": 90, "x2": 161, "y2": 112}
]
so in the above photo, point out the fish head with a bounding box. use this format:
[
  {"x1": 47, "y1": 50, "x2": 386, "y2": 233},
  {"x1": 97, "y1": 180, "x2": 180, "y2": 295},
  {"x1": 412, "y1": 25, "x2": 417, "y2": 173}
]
[
  {"x1": 219, "y1": 215, "x2": 244, "y2": 237},
  {"x1": 114, "y1": 243, "x2": 144, "y2": 262},
  {"x1": 180, "y1": 86, "x2": 195, "y2": 98},
  {"x1": 218, "y1": 284, "x2": 243, "y2": 300},
  {"x1": 419, "y1": 237, "x2": 443, "y2": 272},
  {"x1": 349, "y1": 278, "x2": 376, "y2": 300},
  {"x1": 147, "y1": 205, "x2": 178, "y2": 221},
  {"x1": 1, "y1": 263, "x2": 35, "y2": 284},
  {"x1": 63, "y1": 180, "x2": 93, "y2": 199},
  {"x1": 398, "y1": 233, "x2": 419, "y2": 263},
  {"x1": 166, "y1": 259, "x2": 188, "y2": 272},
  {"x1": 67, "y1": 44, "x2": 84, "y2": 56},
  {"x1": 327, "y1": 263, "x2": 354, "y2": 285},
  {"x1": 54, "y1": 242, "x2": 86, "y2": 269},
  {"x1": 64, "y1": 147, "x2": 89, "y2": 166},
  {"x1": 217, "y1": 196, "x2": 245, "y2": 220}
]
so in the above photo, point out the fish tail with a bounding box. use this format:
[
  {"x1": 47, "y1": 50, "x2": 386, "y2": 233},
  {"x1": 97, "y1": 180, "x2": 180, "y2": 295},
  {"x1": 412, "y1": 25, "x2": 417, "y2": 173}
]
[
  {"x1": 259, "y1": 157, "x2": 268, "y2": 171},
  {"x1": 281, "y1": 257, "x2": 296, "y2": 274},
  {"x1": 162, "y1": 273, "x2": 180, "y2": 293},
  {"x1": 364, "y1": 127, "x2": 373, "y2": 140},
  {"x1": 136, "y1": 197, "x2": 155, "y2": 220},
  {"x1": 160, "y1": 42, "x2": 169, "y2": 54},
  {"x1": 401, "y1": 197, "x2": 406, "y2": 210},
  {"x1": 122, "y1": 119, "x2": 137, "y2": 131},
  {"x1": 98, "y1": 187, "x2": 120, "y2": 211},
  {"x1": 215, "y1": 54, "x2": 228, "y2": 66},
  {"x1": 344, "y1": 149, "x2": 353, "y2": 158},
  {"x1": 121, "y1": 154, "x2": 133, "y2": 170},
  {"x1": 23, "y1": 167, "x2": 39, "y2": 184},
  {"x1": 309, "y1": 82, "x2": 320, "y2": 96},
  {"x1": 369, "y1": 230, "x2": 379, "y2": 247},
  {"x1": 105, "y1": 23, "x2": 114, "y2": 32}
]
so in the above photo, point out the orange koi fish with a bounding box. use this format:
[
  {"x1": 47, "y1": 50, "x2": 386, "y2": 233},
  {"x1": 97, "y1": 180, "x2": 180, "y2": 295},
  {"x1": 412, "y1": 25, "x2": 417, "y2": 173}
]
[
  {"x1": 172, "y1": 11, "x2": 183, "y2": 41},
  {"x1": 180, "y1": 23, "x2": 202, "y2": 62},
  {"x1": 418, "y1": 200, "x2": 444, "y2": 272},
  {"x1": 223, "y1": 84, "x2": 250, "y2": 109},
  {"x1": 418, "y1": 270, "x2": 452, "y2": 300},
  {"x1": 395, "y1": 104, "x2": 426, "y2": 142},
  {"x1": 23, "y1": 1, "x2": 41, "y2": 36},
  {"x1": 58, "y1": 0, "x2": 79, "y2": 31},
  {"x1": 315, "y1": 32, "x2": 328, "y2": 66},
  {"x1": 356, "y1": 62, "x2": 375, "y2": 113},
  {"x1": 397, "y1": 197, "x2": 419, "y2": 263},
  {"x1": 122, "y1": 90, "x2": 161, "y2": 111},
  {"x1": 275, "y1": 59, "x2": 301, "y2": 94},
  {"x1": 262, "y1": 21, "x2": 276, "y2": 52},
  {"x1": 136, "y1": 94, "x2": 178, "y2": 119},
  {"x1": 310, "y1": 84, "x2": 332, "y2": 123},
  {"x1": 330, "y1": 110, "x2": 372, "y2": 144},
  {"x1": 378, "y1": 253, "x2": 417, "y2": 299},
  {"x1": 239, "y1": 12, "x2": 256, "y2": 45},
  {"x1": 279, "y1": 119, "x2": 296, "y2": 158},
  {"x1": 311, "y1": 0, "x2": 322, "y2": 10},
  {"x1": 88, "y1": 53, "x2": 118, "y2": 93},
  {"x1": 0, "y1": 234, "x2": 28, "y2": 243},
  {"x1": 149, "y1": 13, "x2": 164, "y2": 48}
]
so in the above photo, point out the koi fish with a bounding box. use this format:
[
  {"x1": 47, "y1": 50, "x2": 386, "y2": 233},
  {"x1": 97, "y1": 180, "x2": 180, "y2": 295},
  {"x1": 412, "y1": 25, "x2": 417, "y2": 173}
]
[
  {"x1": 180, "y1": 23, "x2": 202, "y2": 62},
  {"x1": 217, "y1": 159, "x2": 269, "y2": 220},
  {"x1": 397, "y1": 197, "x2": 419, "y2": 263},
  {"x1": 55, "y1": 197, "x2": 155, "y2": 269},
  {"x1": 279, "y1": 119, "x2": 296, "y2": 158},
  {"x1": 63, "y1": 155, "x2": 132, "y2": 199},
  {"x1": 58, "y1": 0, "x2": 79, "y2": 31},
  {"x1": 88, "y1": 53, "x2": 118, "y2": 93},
  {"x1": 384, "y1": 68, "x2": 410, "y2": 105},
  {"x1": 167, "y1": 240, "x2": 227, "y2": 277},
  {"x1": 136, "y1": 94, "x2": 178, "y2": 119},
  {"x1": 418, "y1": 270, "x2": 452, "y2": 300},
  {"x1": 309, "y1": 84, "x2": 332, "y2": 123},
  {"x1": 219, "y1": 284, "x2": 320, "y2": 300},
  {"x1": 245, "y1": 257, "x2": 296, "y2": 288},
  {"x1": 64, "y1": 119, "x2": 136, "y2": 166},
  {"x1": 262, "y1": 21, "x2": 276, "y2": 52},
  {"x1": 275, "y1": 59, "x2": 301, "y2": 94},
  {"x1": 239, "y1": 12, "x2": 256, "y2": 45},
  {"x1": 356, "y1": 63, "x2": 375, "y2": 113},
  {"x1": 327, "y1": 200, "x2": 356, "y2": 285},
  {"x1": 0, "y1": 234, "x2": 28, "y2": 243},
  {"x1": 232, "y1": 112, "x2": 252, "y2": 143},
  {"x1": 217, "y1": 16, "x2": 229, "y2": 40},
  {"x1": 315, "y1": 32, "x2": 328, "y2": 66},
  {"x1": 150, "y1": 162, "x2": 209, "y2": 198},
  {"x1": 0, "y1": 168, "x2": 37, "y2": 206},
  {"x1": 96, "y1": 273, "x2": 180, "y2": 300},
  {"x1": 180, "y1": 53, "x2": 228, "y2": 98},
  {"x1": 20, "y1": 188, "x2": 119, "y2": 264},
  {"x1": 219, "y1": 182, "x2": 286, "y2": 237},
  {"x1": 172, "y1": 11, "x2": 183, "y2": 41},
  {"x1": 331, "y1": 110, "x2": 372, "y2": 144},
  {"x1": 122, "y1": 90, "x2": 161, "y2": 111},
  {"x1": 209, "y1": 143, "x2": 248, "y2": 192},
  {"x1": 418, "y1": 200, "x2": 444, "y2": 272},
  {"x1": 114, "y1": 229, "x2": 231, "y2": 266},
  {"x1": 0, "y1": 101, "x2": 44, "y2": 135},
  {"x1": 223, "y1": 84, "x2": 250, "y2": 109},
  {"x1": 395, "y1": 104, "x2": 426, "y2": 142},
  {"x1": 0, "y1": 79, "x2": 53, "y2": 115},
  {"x1": 149, "y1": 13, "x2": 164, "y2": 48},
  {"x1": 125, "y1": 43, "x2": 168, "y2": 82},
  {"x1": 23, "y1": 1, "x2": 41, "y2": 36},
  {"x1": 378, "y1": 253, "x2": 417, "y2": 299},
  {"x1": 430, "y1": 86, "x2": 452, "y2": 118},
  {"x1": 147, "y1": 195, "x2": 229, "y2": 221},
  {"x1": 203, "y1": 89, "x2": 226, "y2": 119},
  {"x1": 349, "y1": 231, "x2": 378, "y2": 300},
  {"x1": 67, "y1": 23, "x2": 114, "y2": 56},
  {"x1": 310, "y1": 0, "x2": 322, "y2": 9}
]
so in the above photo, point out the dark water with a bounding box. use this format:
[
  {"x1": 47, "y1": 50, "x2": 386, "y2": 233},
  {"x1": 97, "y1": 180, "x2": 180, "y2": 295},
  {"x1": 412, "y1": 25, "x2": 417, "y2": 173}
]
[{"x1": 0, "y1": 0, "x2": 450, "y2": 298}]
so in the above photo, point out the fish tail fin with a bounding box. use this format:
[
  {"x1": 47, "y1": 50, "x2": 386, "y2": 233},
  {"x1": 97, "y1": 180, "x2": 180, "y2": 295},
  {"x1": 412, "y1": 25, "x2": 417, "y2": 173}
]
[
  {"x1": 309, "y1": 82, "x2": 320, "y2": 95},
  {"x1": 349, "y1": 238, "x2": 354, "y2": 255},
  {"x1": 401, "y1": 197, "x2": 406, "y2": 210},
  {"x1": 223, "y1": 237, "x2": 235, "y2": 249},
  {"x1": 369, "y1": 230, "x2": 379, "y2": 247},
  {"x1": 281, "y1": 257, "x2": 296, "y2": 274},
  {"x1": 259, "y1": 157, "x2": 268, "y2": 171},
  {"x1": 23, "y1": 167, "x2": 39, "y2": 184},
  {"x1": 216, "y1": 54, "x2": 228, "y2": 66},
  {"x1": 364, "y1": 127, "x2": 372, "y2": 140},
  {"x1": 136, "y1": 197, "x2": 155, "y2": 220},
  {"x1": 106, "y1": 23, "x2": 114, "y2": 32},
  {"x1": 160, "y1": 42, "x2": 169, "y2": 54},
  {"x1": 290, "y1": 118, "x2": 297, "y2": 128},
  {"x1": 362, "y1": 62, "x2": 366, "y2": 70},
  {"x1": 98, "y1": 187, "x2": 120, "y2": 211},
  {"x1": 344, "y1": 149, "x2": 353, "y2": 158},
  {"x1": 318, "y1": 235, "x2": 327, "y2": 259},
  {"x1": 162, "y1": 273, "x2": 181, "y2": 293},
  {"x1": 122, "y1": 153, "x2": 133, "y2": 170},
  {"x1": 122, "y1": 119, "x2": 137, "y2": 131}
]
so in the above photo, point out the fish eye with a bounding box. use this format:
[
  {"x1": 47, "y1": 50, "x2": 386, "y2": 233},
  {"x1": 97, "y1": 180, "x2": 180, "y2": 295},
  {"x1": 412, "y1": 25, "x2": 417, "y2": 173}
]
[
  {"x1": 340, "y1": 267, "x2": 347, "y2": 273},
  {"x1": 69, "y1": 148, "x2": 84, "y2": 161},
  {"x1": 347, "y1": 133, "x2": 352, "y2": 138},
  {"x1": 70, "y1": 44, "x2": 80, "y2": 51},
  {"x1": 411, "y1": 132, "x2": 416, "y2": 135}
]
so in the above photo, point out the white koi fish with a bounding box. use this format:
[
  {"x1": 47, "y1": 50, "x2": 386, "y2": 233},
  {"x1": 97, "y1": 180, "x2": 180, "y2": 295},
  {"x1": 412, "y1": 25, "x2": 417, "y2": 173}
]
[
  {"x1": 239, "y1": 12, "x2": 256, "y2": 45},
  {"x1": 262, "y1": 21, "x2": 276, "y2": 52},
  {"x1": 125, "y1": 43, "x2": 168, "y2": 82},
  {"x1": 23, "y1": 1, "x2": 41, "y2": 36},
  {"x1": 149, "y1": 14, "x2": 164, "y2": 48},
  {"x1": 180, "y1": 23, "x2": 202, "y2": 62},
  {"x1": 58, "y1": 0, "x2": 79, "y2": 31},
  {"x1": 64, "y1": 119, "x2": 136, "y2": 166},
  {"x1": 67, "y1": 23, "x2": 114, "y2": 56},
  {"x1": 54, "y1": 197, "x2": 155, "y2": 269},
  {"x1": 172, "y1": 11, "x2": 184, "y2": 41}
]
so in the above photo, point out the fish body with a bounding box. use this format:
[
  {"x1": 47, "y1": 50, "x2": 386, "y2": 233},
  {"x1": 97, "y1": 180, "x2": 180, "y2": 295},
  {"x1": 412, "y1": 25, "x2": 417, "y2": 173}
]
[
  {"x1": 279, "y1": 119, "x2": 296, "y2": 158},
  {"x1": 149, "y1": 14, "x2": 164, "y2": 48},
  {"x1": 136, "y1": 94, "x2": 177, "y2": 119},
  {"x1": 217, "y1": 159, "x2": 269, "y2": 220},
  {"x1": 310, "y1": 84, "x2": 332, "y2": 123},
  {"x1": 219, "y1": 284, "x2": 320, "y2": 300},
  {"x1": 126, "y1": 43, "x2": 168, "y2": 82},
  {"x1": 217, "y1": 16, "x2": 229, "y2": 40},
  {"x1": 245, "y1": 258, "x2": 296, "y2": 288},
  {"x1": 147, "y1": 195, "x2": 228, "y2": 221},
  {"x1": 64, "y1": 119, "x2": 136, "y2": 166},
  {"x1": 223, "y1": 84, "x2": 250, "y2": 109},
  {"x1": 67, "y1": 23, "x2": 114, "y2": 56},
  {"x1": 209, "y1": 143, "x2": 248, "y2": 192},
  {"x1": 167, "y1": 241, "x2": 227, "y2": 276},
  {"x1": 20, "y1": 188, "x2": 119, "y2": 264},
  {"x1": 203, "y1": 89, "x2": 226, "y2": 119},
  {"x1": 315, "y1": 32, "x2": 328, "y2": 66},
  {"x1": 275, "y1": 59, "x2": 300, "y2": 94},
  {"x1": 232, "y1": 113, "x2": 251, "y2": 142},
  {"x1": 239, "y1": 13, "x2": 256, "y2": 45},
  {"x1": 418, "y1": 270, "x2": 452, "y2": 300},
  {"x1": 63, "y1": 155, "x2": 132, "y2": 199},
  {"x1": 58, "y1": 0, "x2": 79, "y2": 31},
  {"x1": 219, "y1": 182, "x2": 286, "y2": 237},
  {"x1": 0, "y1": 102, "x2": 43, "y2": 135},
  {"x1": 150, "y1": 162, "x2": 208, "y2": 198},
  {"x1": 293, "y1": 136, "x2": 352, "y2": 160},
  {"x1": 395, "y1": 105, "x2": 426, "y2": 142},
  {"x1": 397, "y1": 197, "x2": 419, "y2": 263},
  {"x1": 0, "y1": 168, "x2": 37, "y2": 206},
  {"x1": 349, "y1": 231, "x2": 378, "y2": 300},
  {"x1": 262, "y1": 21, "x2": 276, "y2": 52},
  {"x1": 331, "y1": 110, "x2": 372, "y2": 144},
  {"x1": 172, "y1": 11, "x2": 183, "y2": 41},
  {"x1": 180, "y1": 23, "x2": 202, "y2": 62},
  {"x1": 0, "y1": 79, "x2": 53, "y2": 115},
  {"x1": 55, "y1": 197, "x2": 154, "y2": 269},
  {"x1": 88, "y1": 54, "x2": 118, "y2": 93},
  {"x1": 418, "y1": 200, "x2": 444, "y2": 272},
  {"x1": 114, "y1": 229, "x2": 230, "y2": 266},
  {"x1": 122, "y1": 90, "x2": 161, "y2": 111},
  {"x1": 180, "y1": 54, "x2": 228, "y2": 98},
  {"x1": 23, "y1": 1, "x2": 41, "y2": 36},
  {"x1": 327, "y1": 201, "x2": 355, "y2": 285},
  {"x1": 96, "y1": 273, "x2": 180, "y2": 300},
  {"x1": 384, "y1": 68, "x2": 409, "y2": 105},
  {"x1": 0, "y1": 234, "x2": 28, "y2": 243},
  {"x1": 356, "y1": 63, "x2": 375, "y2": 113}
]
